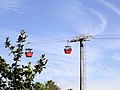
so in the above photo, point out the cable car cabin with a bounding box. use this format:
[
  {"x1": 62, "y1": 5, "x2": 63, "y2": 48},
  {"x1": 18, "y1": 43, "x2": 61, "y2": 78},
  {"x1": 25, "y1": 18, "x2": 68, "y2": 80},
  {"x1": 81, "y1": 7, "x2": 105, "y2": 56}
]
[
  {"x1": 64, "y1": 46, "x2": 72, "y2": 54},
  {"x1": 25, "y1": 48, "x2": 33, "y2": 57}
]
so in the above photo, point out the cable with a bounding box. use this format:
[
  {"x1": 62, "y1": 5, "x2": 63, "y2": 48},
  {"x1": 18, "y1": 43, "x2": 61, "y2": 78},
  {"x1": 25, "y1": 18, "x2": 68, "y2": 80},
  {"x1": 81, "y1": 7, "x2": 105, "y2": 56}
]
[
  {"x1": 30, "y1": 36, "x2": 76, "y2": 44},
  {"x1": 94, "y1": 34, "x2": 120, "y2": 36},
  {"x1": 27, "y1": 34, "x2": 120, "y2": 45},
  {"x1": 31, "y1": 39, "x2": 67, "y2": 45},
  {"x1": 93, "y1": 37, "x2": 120, "y2": 39}
]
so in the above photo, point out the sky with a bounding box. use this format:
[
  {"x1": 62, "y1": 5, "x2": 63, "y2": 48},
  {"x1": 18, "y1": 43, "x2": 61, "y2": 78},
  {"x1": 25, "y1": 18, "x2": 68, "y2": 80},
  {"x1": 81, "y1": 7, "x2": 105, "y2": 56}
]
[{"x1": 0, "y1": 0, "x2": 120, "y2": 90}]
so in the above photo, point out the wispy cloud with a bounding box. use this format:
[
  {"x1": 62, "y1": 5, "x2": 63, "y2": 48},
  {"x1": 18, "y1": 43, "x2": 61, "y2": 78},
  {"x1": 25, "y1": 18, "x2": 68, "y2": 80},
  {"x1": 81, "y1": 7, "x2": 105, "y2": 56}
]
[
  {"x1": 88, "y1": 79, "x2": 120, "y2": 90},
  {"x1": 55, "y1": 0, "x2": 88, "y2": 33},
  {"x1": 87, "y1": 59, "x2": 120, "y2": 90},
  {"x1": 89, "y1": 9, "x2": 107, "y2": 34},
  {"x1": 0, "y1": 0, "x2": 24, "y2": 11},
  {"x1": 55, "y1": 0, "x2": 109, "y2": 35},
  {"x1": 99, "y1": 0, "x2": 120, "y2": 16},
  {"x1": 112, "y1": 53, "x2": 120, "y2": 61}
]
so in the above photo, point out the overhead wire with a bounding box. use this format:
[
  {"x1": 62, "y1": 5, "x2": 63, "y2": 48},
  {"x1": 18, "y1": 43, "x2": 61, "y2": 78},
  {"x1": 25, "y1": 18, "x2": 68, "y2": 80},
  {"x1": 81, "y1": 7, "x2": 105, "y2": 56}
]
[
  {"x1": 93, "y1": 37, "x2": 120, "y2": 39},
  {"x1": 28, "y1": 34, "x2": 120, "y2": 45},
  {"x1": 31, "y1": 39, "x2": 67, "y2": 45},
  {"x1": 94, "y1": 34, "x2": 120, "y2": 36},
  {"x1": 93, "y1": 34, "x2": 120, "y2": 39},
  {"x1": 30, "y1": 36, "x2": 76, "y2": 45}
]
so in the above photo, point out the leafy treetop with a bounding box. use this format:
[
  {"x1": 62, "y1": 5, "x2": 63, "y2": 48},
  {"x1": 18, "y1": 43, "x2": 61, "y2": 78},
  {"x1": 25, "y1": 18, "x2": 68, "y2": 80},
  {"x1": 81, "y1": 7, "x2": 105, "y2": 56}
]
[{"x1": 0, "y1": 30, "x2": 48, "y2": 90}]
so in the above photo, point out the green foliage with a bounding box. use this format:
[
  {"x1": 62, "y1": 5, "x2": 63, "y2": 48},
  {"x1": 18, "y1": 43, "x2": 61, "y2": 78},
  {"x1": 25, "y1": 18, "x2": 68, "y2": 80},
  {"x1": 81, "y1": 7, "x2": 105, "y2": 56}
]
[
  {"x1": 34, "y1": 80, "x2": 60, "y2": 90},
  {"x1": 45, "y1": 80, "x2": 60, "y2": 90},
  {"x1": 0, "y1": 30, "x2": 48, "y2": 90},
  {"x1": 34, "y1": 82, "x2": 45, "y2": 90}
]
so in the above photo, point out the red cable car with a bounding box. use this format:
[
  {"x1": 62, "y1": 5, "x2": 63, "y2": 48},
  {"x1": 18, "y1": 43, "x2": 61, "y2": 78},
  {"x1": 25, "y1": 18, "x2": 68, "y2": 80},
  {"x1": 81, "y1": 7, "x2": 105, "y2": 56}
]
[
  {"x1": 64, "y1": 46, "x2": 72, "y2": 54},
  {"x1": 25, "y1": 48, "x2": 33, "y2": 57},
  {"x1": 25, "y1": 42, "x2": 33, "y2": 58}
]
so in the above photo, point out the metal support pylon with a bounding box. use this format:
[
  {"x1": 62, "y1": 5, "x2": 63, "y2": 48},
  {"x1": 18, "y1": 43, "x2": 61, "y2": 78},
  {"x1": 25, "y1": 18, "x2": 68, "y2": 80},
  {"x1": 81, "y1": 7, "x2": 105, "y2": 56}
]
[{"x1": 68, "y1": 35, "x2": 92, "y2": 90}]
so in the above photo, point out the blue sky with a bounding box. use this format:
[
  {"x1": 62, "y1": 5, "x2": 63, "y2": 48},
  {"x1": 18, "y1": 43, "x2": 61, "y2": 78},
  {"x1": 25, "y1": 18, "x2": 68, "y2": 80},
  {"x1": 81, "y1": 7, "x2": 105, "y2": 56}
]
[{"x1": 0, "y1": 0, "x2": 120, "y2": 90}]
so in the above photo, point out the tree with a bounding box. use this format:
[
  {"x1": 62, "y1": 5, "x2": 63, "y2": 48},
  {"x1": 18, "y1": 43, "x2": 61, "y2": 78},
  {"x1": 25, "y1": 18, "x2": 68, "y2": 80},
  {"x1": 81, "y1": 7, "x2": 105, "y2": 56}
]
[
  {"x1": 0, "y1": 30, "x2": 48, "y2": 90},
  {"x1": 34, "y1": 80, "x2": 61, "y2": 90},
  {"x1": 45, "y1": 80, "x2": 61, "y2": 90},
  {"x1": 34, "y1": 82, "x2": 45, "y2": 90}
]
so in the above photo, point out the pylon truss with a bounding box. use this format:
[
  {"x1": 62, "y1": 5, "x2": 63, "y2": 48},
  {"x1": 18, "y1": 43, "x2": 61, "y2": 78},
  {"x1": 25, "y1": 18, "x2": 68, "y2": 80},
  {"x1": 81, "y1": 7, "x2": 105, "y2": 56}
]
[{"x1": 67, "y1": 35, "x2": 93, "y2": 43}]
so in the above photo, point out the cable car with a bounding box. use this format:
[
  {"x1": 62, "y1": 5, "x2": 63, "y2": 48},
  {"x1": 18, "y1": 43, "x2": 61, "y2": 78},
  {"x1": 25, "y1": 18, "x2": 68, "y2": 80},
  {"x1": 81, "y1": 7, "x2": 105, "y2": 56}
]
[
  {"x1": 64, "y1": 46, "x2": 72, "y2": 54},
  {"x1": 25, "y1": 42, "x2": 33, "y2": 58}
]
